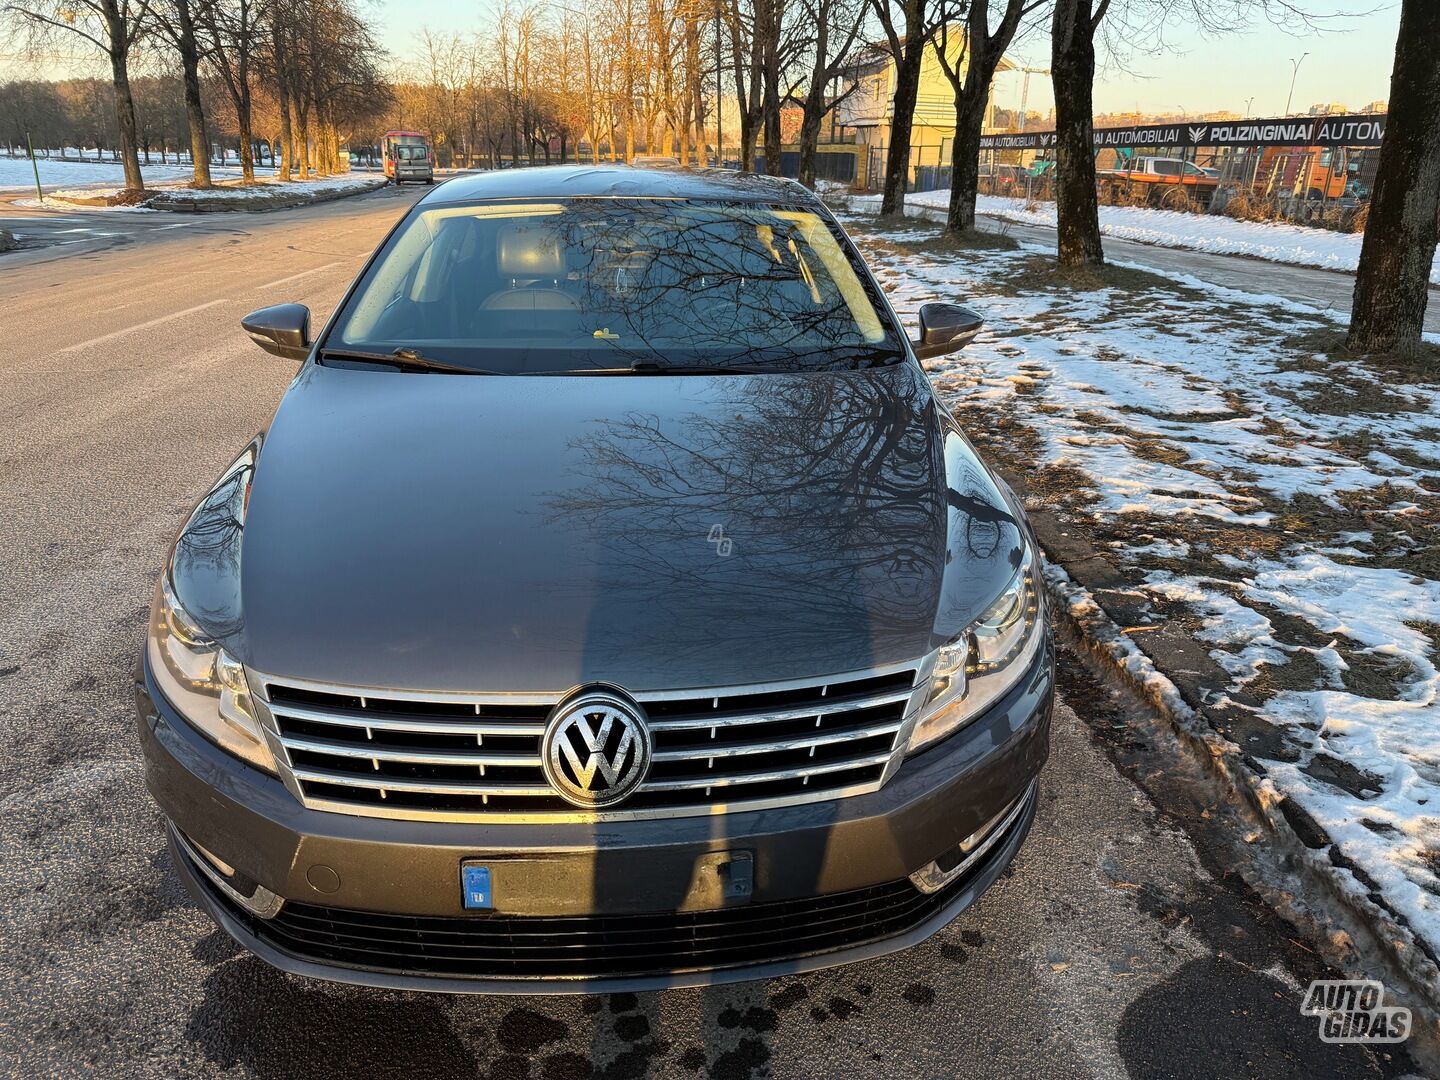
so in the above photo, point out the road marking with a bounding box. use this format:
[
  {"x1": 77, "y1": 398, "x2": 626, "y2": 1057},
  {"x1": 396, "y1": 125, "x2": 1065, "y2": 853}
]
[
  {"x1": 57, "y1": 297, "x2": 229, "y2": 354},
  {"x1": 254, "y1": 261, "x2": 342, "y2": 291}
]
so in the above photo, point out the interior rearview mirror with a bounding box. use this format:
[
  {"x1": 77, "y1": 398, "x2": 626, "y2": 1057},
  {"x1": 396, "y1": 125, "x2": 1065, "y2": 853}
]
[
  {"x1": 912, "y1": 302, "x2": 984, "y2": 361},
  {"x1": 241, "y1": 303, "x2": 311, "y2": 361}
]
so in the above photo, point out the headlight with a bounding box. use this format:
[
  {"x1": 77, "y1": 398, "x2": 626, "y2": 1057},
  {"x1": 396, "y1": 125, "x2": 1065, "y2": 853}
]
[
  {"x1": 147, "y1": 568, "x2": 276, "y2": 774},
  {"x1": 907, "y1": 544, "x2": 1043, "y2": 754}
]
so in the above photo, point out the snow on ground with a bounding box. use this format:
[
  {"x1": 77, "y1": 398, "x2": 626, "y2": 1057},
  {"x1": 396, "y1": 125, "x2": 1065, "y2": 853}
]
[
  {"x1": 842, "y1": 214, "x2": 1440, "y2": 951},
  {"x1": 0, "y1": 154, "x2": 270, "y2": 193},
  {"x1": 143, "y1": 174, "x2": 378, "y2": 203},
  {"x1": 14, "y1": 173, "x2": 378, "y2": 211},
  {"x1": 852, "y1": 188, "x2": 1437, "y2": 285}
]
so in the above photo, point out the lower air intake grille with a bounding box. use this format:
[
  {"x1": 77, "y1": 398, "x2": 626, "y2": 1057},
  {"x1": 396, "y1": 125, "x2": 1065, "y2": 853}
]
[{"x1": 192, "y1": 794, "x2": 1031, "y2": 982}]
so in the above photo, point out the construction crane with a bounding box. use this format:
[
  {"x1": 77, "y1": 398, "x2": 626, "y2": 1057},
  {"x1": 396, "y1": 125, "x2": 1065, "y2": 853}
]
[{"x1": 1017, "y1": 67, "x2": 1051, "y2": 132}]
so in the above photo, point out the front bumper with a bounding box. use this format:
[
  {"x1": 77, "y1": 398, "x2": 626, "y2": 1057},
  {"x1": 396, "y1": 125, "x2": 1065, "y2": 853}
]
[{"x1": 137, "y1": 639, "x2": 1053, "y2": 993}]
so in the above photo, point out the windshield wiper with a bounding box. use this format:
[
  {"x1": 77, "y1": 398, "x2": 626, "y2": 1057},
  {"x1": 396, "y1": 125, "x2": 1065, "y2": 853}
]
[
  {"x1": 842, "y1": 348, "x2": 907, "y2": 369},
  {"x1": 321, "y1": 347, "x2": 501, "y2": 375},
  {"x1": 627, "y1": 360, "x2": 774, "y2": 375}
]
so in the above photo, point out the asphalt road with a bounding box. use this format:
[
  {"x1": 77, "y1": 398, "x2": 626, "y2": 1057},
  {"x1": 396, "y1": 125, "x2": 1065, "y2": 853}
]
[{"x1": 0, "y1": 185, "x2": 1418, "y2": 1079}]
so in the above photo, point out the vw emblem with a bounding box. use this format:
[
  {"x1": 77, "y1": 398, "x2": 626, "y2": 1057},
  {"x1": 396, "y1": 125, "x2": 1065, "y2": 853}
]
[{"x1": 541, "y1": 691, "x2": 652, "y2": 808}]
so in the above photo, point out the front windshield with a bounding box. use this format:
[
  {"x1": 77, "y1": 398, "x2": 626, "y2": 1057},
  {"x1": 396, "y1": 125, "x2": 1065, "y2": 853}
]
[{"x1": 326, "y1": 197, "x2": 904, "y2": 374}]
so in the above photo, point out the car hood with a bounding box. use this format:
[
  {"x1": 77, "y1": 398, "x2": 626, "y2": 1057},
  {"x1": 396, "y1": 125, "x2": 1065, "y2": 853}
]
[{"x1": 235, "y1": 361, "x2": 1023, "y2": 693}]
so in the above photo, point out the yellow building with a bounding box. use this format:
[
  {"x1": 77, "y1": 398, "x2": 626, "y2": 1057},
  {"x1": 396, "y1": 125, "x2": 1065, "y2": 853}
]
[{"x1": 834, "y1": 32, "x2": 1016, "y2": 190}]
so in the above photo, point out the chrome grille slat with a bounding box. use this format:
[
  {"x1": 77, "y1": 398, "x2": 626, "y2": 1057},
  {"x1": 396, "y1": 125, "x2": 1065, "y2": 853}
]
[
  {"x1": 644, "y1": 689, "x2": 913, "y2": 731},
  {"x1": 640, "y1": 753, "x2": 897, "y2": 792},
  {"x1": 291, "y1": 767, "x2": 555, "y2": 797},
  {"x1": 257, "y1": 664, "x2": 921, "y2": 820},
  {"x1": 649, "y1": 721, "x2": 904, "y2": 761},
  {"x1": 279, "y1": 735, "x2": 543, "y2": 768},
  {"x1": 270, "y1": 701, "x2": 547, "y2": 737}
]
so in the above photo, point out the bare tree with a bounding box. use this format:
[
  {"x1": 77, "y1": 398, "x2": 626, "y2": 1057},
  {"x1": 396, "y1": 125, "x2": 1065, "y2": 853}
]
[
  {"x1": 201, "y1": 0, "x2": 263, "y2": 180},
  {"x1": 265, "y1": 7, "x2": 292, "y2": 179},
  {"x1": 755, "y1": 0, "x2": 783, "y2": 172},
  {"x1": 869, "y1": 0, "x2": 942, "y2": 216},
  {"x1": 933, "y1": 0, "x2": 1038, "y2": 233},
  {"x1": 1348, "y1": 0, "x2": 1440, "y2": 357},
  {"x1": 1049, "y1": 0, "x2": 1103, "y2": 265},
  {"x1": 793, "y1": 0, "x2": 863, "y2": 187},
  {"x1": 3, "y1": 0, "x2": 152, "y2": 191},
  {"x1": 726, "y1": 0, "x2": 764, "y2": 168},
  {"x1": 1050, "y1": 0, "x2": 1325, "y2": 268},
  {"x1": 148, "y1": 0, "x2": 214, "y2": 185}
]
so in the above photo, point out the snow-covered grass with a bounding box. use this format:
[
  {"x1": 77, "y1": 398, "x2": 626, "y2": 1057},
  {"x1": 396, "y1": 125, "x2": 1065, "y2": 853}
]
[
  {"x1": 148, "y1": 174, "x2": 378, "y2": 202},
  {"x1": 842, "y1": 214, "x2": 1440, "y2": 953},
  {"x1": 15, "y1": 173, "x2": 379, "y2": 212},
  {"x1": 855, "y1": 188, "x2": 1428, "y2": 284},
  {"x1": 0, "y1": 155, "x2": 270, "y2": 193}
]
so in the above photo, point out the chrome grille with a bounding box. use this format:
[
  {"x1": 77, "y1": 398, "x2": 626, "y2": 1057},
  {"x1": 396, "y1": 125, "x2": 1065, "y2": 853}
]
[{"x1": 254, "y1": 665, "x2": 922, "y2": 820}]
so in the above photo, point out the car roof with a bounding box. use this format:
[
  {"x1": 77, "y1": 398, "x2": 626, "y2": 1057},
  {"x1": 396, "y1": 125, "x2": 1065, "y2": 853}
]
[{"x1": 420, "y1": 164, "x2": 821, "y2": 206}]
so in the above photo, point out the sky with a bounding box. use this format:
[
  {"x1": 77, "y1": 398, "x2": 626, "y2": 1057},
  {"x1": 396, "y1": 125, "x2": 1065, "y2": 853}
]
[
  {"x1": 366, "y1": 0, "x2": 1399, "y2": 118},
  {"x1": 2, "y1": 0, "x2": 1400, "y2": 121},
  {"x1": 1006, "y1": 1, "x2": 1400, "y2": 118}
]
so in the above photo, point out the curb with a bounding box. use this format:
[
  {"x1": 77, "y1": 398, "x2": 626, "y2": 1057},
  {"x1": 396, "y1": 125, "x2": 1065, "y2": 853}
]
[
  {"x1": 145, "y1": 178, "x2": 387, "y2": 213},
  {"x1": 1003, "y1": 468, "x2": 1440, "y2": 1018},
  {"x1": 42, "y1": 178, "x2": 386, "y2": 214}
]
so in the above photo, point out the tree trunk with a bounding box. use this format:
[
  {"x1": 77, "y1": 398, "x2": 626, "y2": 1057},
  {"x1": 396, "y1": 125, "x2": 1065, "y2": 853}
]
[
  {"x1": 273, "y1": 31, "x2": 293, "y2": 181},
  {"x1": 880, "y1": 32, "x2": 925, "y2": 217},
  {"x1": 945, "y1": 90, "x2": 987, "y2": 233},
  {"x1": 797, "y1": 98, "x2": 824, "y2": 188},
  {"x1": 276, "y1": 96, "x2": 292, "y2": 181},
  {"x1": 297, "y1": 103, "x2": 312, "y2": 178},
  {"x1": 177, "y1": 26, "x2": 211, "y2": 187},
  {"x1": 1348, "y1": 0, "x2": 1440, "y2": 355},
  {"x1": 1051, "y1": 0, "x2": 1104, "y2": 267},
  {"x1": 103, "y1": 9, "x2": 144, "y2": 193},
  {"x1": 759, "y1": 0, "x2": 782, "y2": 175},
  {"x1": 236, "y1": 94, "x2": 255, "y2": 182},
  {"x1": 762, "y1": 86, "x2": 781, "y2": 174},
  {"x1": 738, "y1": 110, "x2": 757, "y2": 172},
  {"x1": 289, "y1": 105, "x2": 301, "y2": 177}
]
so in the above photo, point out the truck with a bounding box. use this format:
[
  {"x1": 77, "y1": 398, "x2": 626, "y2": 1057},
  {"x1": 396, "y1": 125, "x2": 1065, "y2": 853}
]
[
  {"x1": 1252, "y1": 145, "x2": 1348, "y2": 201},
  {"x1": 1096, "y1": 156, "x2": 1220, "y2": 208}
]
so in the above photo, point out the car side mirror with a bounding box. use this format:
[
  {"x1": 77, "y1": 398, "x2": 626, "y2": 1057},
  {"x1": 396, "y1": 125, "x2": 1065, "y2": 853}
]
[
  {"x1": 241, "y1": 303, "x2": 311, "y2": 361},
  {"x1": 912, "y1": 302, "x2": 984, "y2": 360}
]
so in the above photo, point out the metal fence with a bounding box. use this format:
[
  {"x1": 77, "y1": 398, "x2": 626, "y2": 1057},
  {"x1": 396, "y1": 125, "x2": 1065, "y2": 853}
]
[
  {"x1": 825, "y1": 112, "x2": 1385, "y2": 230},
  {"x1": 966, "y1": 112, "x2": 1385, "y2": 231}
]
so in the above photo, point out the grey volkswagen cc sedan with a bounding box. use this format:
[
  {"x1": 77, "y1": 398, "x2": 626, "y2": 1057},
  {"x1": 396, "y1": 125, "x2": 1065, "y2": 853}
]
[{"x1": 135, "y1": 166, "x2": 1053, "y2": 992}]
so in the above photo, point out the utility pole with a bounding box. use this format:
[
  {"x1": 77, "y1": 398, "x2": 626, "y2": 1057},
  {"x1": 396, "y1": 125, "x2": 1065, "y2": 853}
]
[
  {"x1": 1284, "y1": 53, "x2": 1309, "y2": 116},
  {"x1": 26, "y1": 130, "x2": 43, "y2": 203}
]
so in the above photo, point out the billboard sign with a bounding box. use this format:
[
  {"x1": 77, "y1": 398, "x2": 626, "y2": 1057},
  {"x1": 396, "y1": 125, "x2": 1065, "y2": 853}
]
[{"x1": 980, "y1": 113, "x2": 1386, "y2": 151}]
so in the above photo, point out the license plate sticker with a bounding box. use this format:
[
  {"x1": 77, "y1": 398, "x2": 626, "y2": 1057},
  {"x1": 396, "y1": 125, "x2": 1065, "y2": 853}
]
[{"x1": 461, "y1": 865, "x2": 492, "y2": 910}]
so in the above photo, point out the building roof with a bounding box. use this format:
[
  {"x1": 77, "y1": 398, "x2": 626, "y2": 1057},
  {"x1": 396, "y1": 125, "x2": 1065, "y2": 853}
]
[
  {"x1": 846, "y1": 34, "x2": 1019, "y2": 75},
  {"x1": 424, "y1": 165, "x2": 819, "y2": 205}
]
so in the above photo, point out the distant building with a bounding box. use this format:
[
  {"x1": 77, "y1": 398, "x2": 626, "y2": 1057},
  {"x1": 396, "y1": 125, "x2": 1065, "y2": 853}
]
[
  {"x1": 1361, "y1": 100, "x2": 1387, "y2": 114},
  {"x1": 779, "y1": 105, "x2": 804, "y2": 145},
  {"x1": 834, "y1": 31, "x2": 1016, "y2": 188},
  {"x1": 1308, "y1": 102, "x2": 1348, "y2": 116}
]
